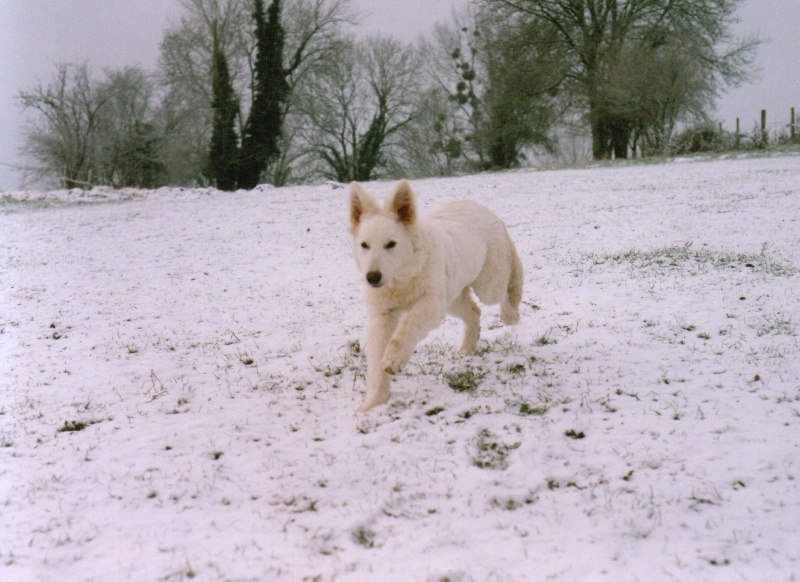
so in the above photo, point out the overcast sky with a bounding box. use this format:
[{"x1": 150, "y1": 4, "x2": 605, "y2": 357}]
[{"x1": 1, "y1": 0, "x2": 797, "y2": 190}]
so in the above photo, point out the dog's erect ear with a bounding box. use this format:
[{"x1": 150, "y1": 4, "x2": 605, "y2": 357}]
[
  {"x1": 349, "y1": 182, "x2": 379, "y2": 233},
  {"x1": 387, "y1": 180, "x2": 416, "y2": 226}
]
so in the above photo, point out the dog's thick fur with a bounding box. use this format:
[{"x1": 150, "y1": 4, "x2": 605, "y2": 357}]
[{"x1": 349, "y1": 180, "x2": 523, "y2": 412}]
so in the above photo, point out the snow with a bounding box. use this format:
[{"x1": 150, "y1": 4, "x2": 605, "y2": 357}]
[{"x1": 1, "y1": 154, "x2": 799, "y2": 581}]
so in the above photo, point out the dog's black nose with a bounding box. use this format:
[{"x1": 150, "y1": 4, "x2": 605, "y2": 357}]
[{"x1": 366, "y1": 271, "x2": 382, "y2": 286}]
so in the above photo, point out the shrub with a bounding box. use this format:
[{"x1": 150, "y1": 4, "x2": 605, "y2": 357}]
[{"x1": 671, "y1": 123, "x2": 733, "y2": 154}]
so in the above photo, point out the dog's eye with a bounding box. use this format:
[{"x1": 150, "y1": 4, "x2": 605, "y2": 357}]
[
  {"x1": 384, "y1": 241, "x2": 396, "y2": 250},
  {"x1": 361, "y1": 241, "x2": 370, "y2": 249}
]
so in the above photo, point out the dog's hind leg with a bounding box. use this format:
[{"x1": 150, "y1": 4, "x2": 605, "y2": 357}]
[
  {"x1": 449, "y1": 288, "x2": 481, "y2": 353},
  {"x1": 360, "y1": 311, "x2": 398, "y2": 412}
]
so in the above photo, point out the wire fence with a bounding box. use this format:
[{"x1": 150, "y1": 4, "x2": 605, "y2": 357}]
[{"x1": 723, "y1": 108, "x2": 799, "y2": 148}]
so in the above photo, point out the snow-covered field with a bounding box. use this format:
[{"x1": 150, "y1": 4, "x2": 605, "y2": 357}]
[{"x1": 1, "y1": 155, "x2": 799, "y2": 581}]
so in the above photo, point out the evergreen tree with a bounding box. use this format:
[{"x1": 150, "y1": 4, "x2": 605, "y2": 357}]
[
  {"x1": 112, "y1": 121, "x2": 166, "y2": 188},
  {"x1": 207, "y1": 21, "x2": 240, "y2": 191},
  {"x1": 238, "y1": 0, "x2": 288, "y2": 189}
]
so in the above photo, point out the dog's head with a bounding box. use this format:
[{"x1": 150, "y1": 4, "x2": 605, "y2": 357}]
[{"x1": 349, "y1": 180, "x2": 417, "y2": 289}]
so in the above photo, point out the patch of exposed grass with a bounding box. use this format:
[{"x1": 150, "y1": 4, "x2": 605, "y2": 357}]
[
  {"x1": 352, "y1": 525, "x2": 376, "y2": 548},
  {"x1": 446, "y1": 367, "x2": 483, "y2": 393},
  {"x1": 534, "y1": 335, "x2": 557, "y2": 347},
  {"x1": 316, "y1": 340, "x2": 365, "y2": 386},
  {"x1": 472, "y1": 428, "x2": 520, "y2": 470},
  {"x1": 506, "y1": 362, "x2": 527, "y2": 376},
  {"x1": 490, "y1": 492, "x2": 537, "y2": 511},
  {"x1": 57, "y1": 419, "x2": 104, "y2": 433},
  {"x1": 756, "y1": 314, "x2": 795, "y2": 337},
  {"x1": 601, "y1": 244, "x2": 795, "y2": 276},
  {"x1": 518, "y1": 402, "x2": 549, "y2": 416}
]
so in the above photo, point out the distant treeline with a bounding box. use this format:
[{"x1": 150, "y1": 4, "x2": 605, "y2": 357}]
[{"x1": 17, "y1": 0, "x2": 761, "y2": 190}]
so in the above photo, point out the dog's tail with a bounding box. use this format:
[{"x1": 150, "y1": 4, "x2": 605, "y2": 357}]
[{"x1": 500, "y1": 240, "x2": 523, "y2": 325}]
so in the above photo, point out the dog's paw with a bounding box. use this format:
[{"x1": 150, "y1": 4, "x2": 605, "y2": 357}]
[
  {"x1": 500, "y1": 304, "x2": 520, "y2": 326},
  {"x1": 382, "y1": 358, "x2": 405, "y2": 375},
  {"x1": 458, "y1": 334, "x2": 479, "y2": 354},
  {"x1": 382, "y1": 341, "x2": 410, "y2": 375},
  {"x1": 458, "y1": 343, "x2": 476, "y2": 355},
  {"x1": 358, "y1": 391, "x2": 390, "y2": 412}
]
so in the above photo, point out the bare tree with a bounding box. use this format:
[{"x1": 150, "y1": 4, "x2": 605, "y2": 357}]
[
  {"x1": 158, "y1": 0, "x2": 252, "y2": 185},
  {"x1": 418, "y1": 6, "x2": 564, "y2": 171},
  {"x1": 18, "y1": 63, "x2": 110, "y2": 188},
  {"x1": 18, "y1": 62, "x2": 166, "y2": 189},
  {"x1": 610, "y1": 36, "x2": 716, "y2": 156},
  {"x1": 267, "y1": 0, "x2": 355, "y2": 184},
  {"x1": 300, "y1": 36, "x2": 420, "y2": 182},
  {"x1": 283, "y1": 0, "x2": 354, "y2": 91},
  {"x1": 420, "y1": 12, "x2": 483, "y2": 171},
  {"x1": 157, "y1": 0, "x2": 354, "y2": 186},
  {"x1": 96, "y1": 67, "x2": 165, "y2": 187},
  {"x1": 474, "y1": 10, "x2": 565, "y2": 168},
  {"x1": 485, "y1": 0, "x2": 759, "y2": 160},
  {"x1": 398, "y1": 86, "x2": 466, "y2": 177}
]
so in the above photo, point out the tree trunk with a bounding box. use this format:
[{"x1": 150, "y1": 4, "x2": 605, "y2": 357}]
[
  {"x1": 590, "y1": 104, "x2": 630, "y2": 160},
  {"x1": 590, "y1": 110, "x2": 611, "y2": 160},
  {"x1": 610, "y1": 116, "x2": 630, "y2": 159}
]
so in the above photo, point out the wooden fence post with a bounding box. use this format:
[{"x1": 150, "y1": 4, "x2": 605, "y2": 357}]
[
  {"x1": 761, "y1": 109, "x2": 767, "y2": 145},
  {"x1": 735, "y1": 117, "x2": 740, "y2": 149},
  {"x1": 792, "y1": 108, "x2": 796, "y2": 141}
]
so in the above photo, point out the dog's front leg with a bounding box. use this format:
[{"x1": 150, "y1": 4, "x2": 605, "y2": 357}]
[
  {"x1": 383, "y1": 297, "x2": 445, "y2": 374},
  {"x1": 360, "y1": 311, "x2": 399, "y2": 412}
]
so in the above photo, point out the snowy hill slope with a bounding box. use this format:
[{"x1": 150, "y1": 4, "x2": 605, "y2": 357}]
[{"x1": 1, "y1": 155, "x2": 799, "y2": 580}]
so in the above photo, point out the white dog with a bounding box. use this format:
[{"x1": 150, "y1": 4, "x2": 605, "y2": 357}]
[{"x1": 349, "y1": 180, "x2": 523, "y2": 412}]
